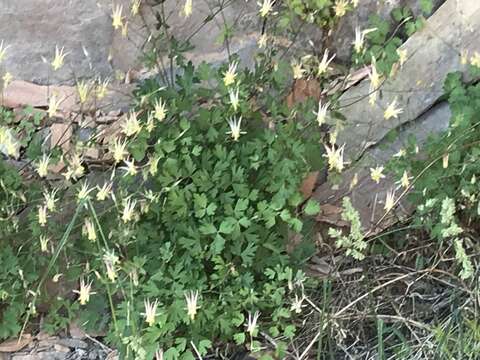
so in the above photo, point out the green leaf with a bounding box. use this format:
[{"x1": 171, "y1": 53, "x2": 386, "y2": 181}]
[
  {"x1": 420, "y1": 0, "x2": 433, "y2": 14},
  {"x1": 233, "y1": 332, "x2": 246, "y2": 345},
  {"x1": 199, "y1": 223, "x2": 217, "y2": 235},
  {"x1": 304, "y1": 199, "x2": 320, "y2": 216},
  {"x1": 198, "y1": 340, "x2": 212, "y2": 355},
  {"x1": 210, "y1": 234, "x2": 226, "y2": 255},
  {"x1": 219, "y1": 217, "x2": 237, "y2": 234},
  {"x1": 284, "y1": 325, "x2": 296, "y2": 339}
]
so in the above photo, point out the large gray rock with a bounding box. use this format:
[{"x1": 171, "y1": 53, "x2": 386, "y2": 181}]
[
  {"x1": 0, "y1": 0, "x2": 259, "y2": 85},
  {"x1": 313, "y1": 102, "x2": 451, "y2": 234},
  {"x1": 330, "y1": 0, "x2": 446, "y2": 62},
  {"x1": 334, "y1": 0, "x2": 480, "y2": 163},
  {"x1": 0, "y1": 0, "x2": 114, "y2": 84}
]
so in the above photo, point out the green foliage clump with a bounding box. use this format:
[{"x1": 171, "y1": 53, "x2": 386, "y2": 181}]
[
  {"x1": 390, "y1": 71, "x2": 480, "y2": 280},
  {"x1": 328, "y1": 197, "x2": 366, "y2": 260}
]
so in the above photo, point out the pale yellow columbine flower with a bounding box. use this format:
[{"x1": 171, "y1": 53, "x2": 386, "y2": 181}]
[
  {"x1": 460, "y1": 50, "x2": 469, "y2": 65},
  {"x1": 370, "y1": 166, "x2": 385, "y2": 184},
  {"x1": 384, "y1": 99, "x2": 403, "y2": 120},
  {"x1": 73, "y1": 279, "x2": 95, "y2": 305},
  {"x1": 349, "y1": 172, "x2": 358, "y2": 190},
  {"x1": 103, "y1": 250, "x2": 119, "y2": 282},
  {"x1": 36, "y1": 154, "x2": 50, "y2": 178},
  {"x1": 112, "y1": 4, "x2": 124, "y2": 30},
  {"x1": 317, "y1": 49, "x2": 336, "y2": 76},
  {"x1": 323, "y1": 143, "x2": 345, "y2": 173},
  {"x1": 64, "y1": 153, "x2": 85, "y2": 181},
  {"x1": 111, "y1": 138, "x2": 128, "y2": 163},
  {"x1": 291, "y1": 60, "x2": 305, "y2": 80},
  {"x1": 96, "y1": 182, "x2": 113, "y2": 201},
  {"x1": 83, "y1": 218, "x2": 96, "y2": 241},
  {"x1": 48, "y1": 93, "x2": 63, "y2": 118},
  {"x1": 258, "y1": 33, "x2": 268, "y2": 49},
  {"x1": 0, "y1": 40, "x2": 10, "y2": 63},
  {"x1": 353, "y1": 27, "x2": 376, "y2": 54},
  {"x1": 470, "y1": 52, "x2": 480, "y2": 68},
  {"x1": 154, "y1": 98, "x2": 167, "y2": 122},
  {"x1": 122, "y1": 112, "x2": 142, "y2": 137},
  {"x1": 227, "y1": 116, "x2": 246, "y2": 142},
  {"x1": 246, "y1": 311, "x2": 260, "y2": 336},
  {"x1": 77, "y1": 80, "x2": 90, "y2": 104},
  {"x1": 400, "y1": 170, "x2": 411, "y2": 189},
  {"x1": 131, "y1": 0, "x2": 141, "y2": 15},
  {"x1": 0, "y1": 127, "x2": 20, "y2": 158},
  {"x1": 368, "y1": 56, "x2": 381, "y2": 103},
  {"x1": 369, "y1": 56, "x2": 381, "y2": 84},
  {"x1": 122, "y1": 198, "x2": 137, "y2": 223},
  {"x1": 143, "y1": 299, "x2": 159, "y2": 326},
  {"x1": 43, "y1": 188, "x2": 58, "y2": 212},
  {"x1": 397, "y1": 48, "x2": 408, "y2": 67},
  {"x1": 384, "y1": 189, "x2": 395, "y2": 213},
  {"x1": 2, "y1": 72, "x2": 13, "y2": 88},
  {"x1": 223, "y1": 62, "x2": 238, "y2": 87},
  {"x1": 314, "y1": 100, "x2": 330, "y2": 126},
  {"x1": 334, "y1": 0, "x2": 349, "y2": 17},
  {"x1": 51, "y1": 45, "x2": 68, "y2": 71},
  {"x1": 38, "y1": 205, "x2": 48, "y2": 227},
  {"x1": 442, "y1": 153, "x2": 449, "y2": 169},
  {"x1": 77, "y1": 182, "x2": 94, "y2": 203},
  {"x1": 148, "y1": 155, "x2": 160, "y2": 176},
  {"x1": 183, "y1": 0, "x2": 193, "y2": 18},
  {"x1": 96, "y1": 78, "x2": 109, "y2": 99},
  {"x1": 393, "y1": 148, "x2": 406, "y2": 158},
  {"x1": 258, "y1": 0, "x2": 274, "y2": 17},
  {"x1": 39, "y1": 235, "x2": 50, "y2": 253},
  {"x1": 184, "y1": 290, "x2": 199, "y2": 321},
  {"x1": 146, "y1": 112, "x2": 155, "y2": 133},
  {"x1": 229, "y1": 88, "x2": 240, "y2": 112},
  {"x1": 351, "y1": 0, "x2": 359, "y2": 8},
  {"x1": 290, "y1": 294, "x2": 305, "y2": 314},
  {"x1": 121, "y1": 21, "x2": 128, "y2": 38},
  {"x1": 121, "y1": 158, "x2": 137, "y2": 177}
]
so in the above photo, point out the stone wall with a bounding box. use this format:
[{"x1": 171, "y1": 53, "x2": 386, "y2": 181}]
[{"x1": 0, "y1": 0, "x2": 445, "y2": 85}]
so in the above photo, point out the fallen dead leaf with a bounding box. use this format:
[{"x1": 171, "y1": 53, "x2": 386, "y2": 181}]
[
  {"x1": 300, "y1": 171, "x2": 319, "y2": 199},
  {"x1": 286, "y1": 79, "x2": 322, "y2": 108},
  {"x1": 0, "y1": 334, "x2": 32, "y2": 353}
]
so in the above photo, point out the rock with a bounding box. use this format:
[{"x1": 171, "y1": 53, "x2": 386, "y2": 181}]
[
  {"x1": 68, "y1": 322, "x2": 87, "y2": 340},
  {"x1": 50, "y1": 123, "x2": 73, "y2": 153},
  {"x1": 0, "y1": 334, "x2": 32, "y2": 353},
  {"x1": 52, "y1": 345, "x2": 70, "y2": 354},
  {"x1": 12, "y1": 355, "x2": 40, "y2": 360},
  {"x1": 313, "y1": 101, "x2": 451, "y2": 234},
  {"x1": 0, "y1": 0, "x2": 113, "y2": 84},
  {"x1": 54, "y1": 339, "x2": 88, "y2": 350},
  {"x1": 0, "y1": 0, "x2": 258, "y2": 85},
  {"x1": 335, "y1": 0, "x2": 480, "y2": 163},
  {"x1": 329, "y1": 0, "x2": 446, "y2": 62}
]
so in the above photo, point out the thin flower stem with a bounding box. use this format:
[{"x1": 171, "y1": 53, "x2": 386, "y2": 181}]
[
  {"x1": 87, "y1": 199, "x2": 119, "y2": 333},
  {"x1": 19, "y1": 201, "x2": 82, "y2": 342}
]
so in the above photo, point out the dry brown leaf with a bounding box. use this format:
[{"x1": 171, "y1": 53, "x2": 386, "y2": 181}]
[
  {"x1": 0, "y1": 334, "x2": 32, "y2": 353},
  {"x1": 300, "y1": 171, "x2": 319, "y2": 199},
  {"x1": 286, "y1": 79, "x2": 321, "y2": 108}
]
